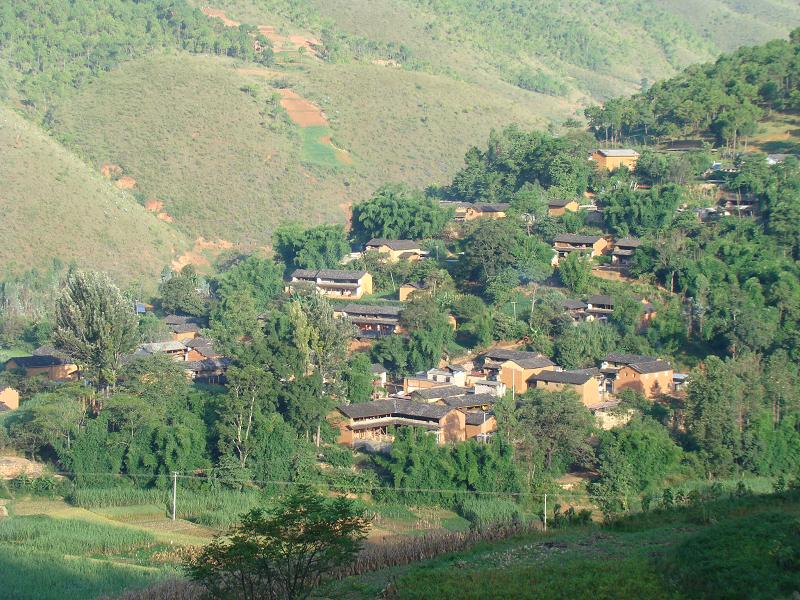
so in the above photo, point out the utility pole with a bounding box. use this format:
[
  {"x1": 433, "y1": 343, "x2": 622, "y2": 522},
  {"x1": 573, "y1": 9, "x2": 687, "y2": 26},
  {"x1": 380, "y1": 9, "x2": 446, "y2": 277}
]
[
  {"x1": 543, "y1": 493, "x2": 547, "y2": 532},
  {"x1": 510, "y1": 301, "x2": 517, "y2": 320},
  {"x1": 172, "y1": 471, "x2": 178, "y2": 521}
]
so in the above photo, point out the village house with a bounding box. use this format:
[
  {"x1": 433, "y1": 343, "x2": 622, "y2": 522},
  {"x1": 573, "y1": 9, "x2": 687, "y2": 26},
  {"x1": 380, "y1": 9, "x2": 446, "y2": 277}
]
[
  {"x1": 552, "y1": 234, "x2": 610, "y2": 264},
  {"x1": 164, "y1": 314, "x2": 203, "y2": 342},
  {"x1": 591, "y1": 149, "x2": 640, "y2": 171},
  {"x1": 611, "y1": 237, "x2": 642, "y2": 268},
  {"x1": 411, "y1": 384, "x2": 470, "y2": 403},
  {"x1": 586, "y1": 294, "x2": 614, "y2": 320},
  {"x1": 334, "y1": 399, "x2": 468, "y2": 448},
  {"x1": 134, "y1": 341, "x2": 189, "y2": 361},
  {"x1": 472, "y1": 379, "x2": 507, "y2": 397},
  {"x1": 335, "y1": 303, "x2": 401, "y2": 338},
  {"x1": 184, "y1": 337, "x2": 222, "y2": 361},
  {"x1": 184, "y1": 357, "x2": 231, "y2": 384},
  {"x1": 563, "y1": 299, "x2": 589, "y2": 321},
  {"x1": 601, "y1": 352, "x2": 673, "y2": 399},
  {"x1": 527, "y1": 368, "x2": 604, "y2": 408},
  {"x1": 440, "y1": 201, "x2": 510, "y2": 222},
  {"x1": 371, "y1": 363, "x2": 388, "y2": 390},
  {"x1": 547, "y1": 198, "x2": 580, "y2": 217},
  {"x1": 289, "y1": 269, "x2": 373, "y2": 300},
  {"x1": 364, "y1": 239, "x2": 425, "y2": 262},
  {"x1": 481, "y1": 349, "x2": 556, "y2": 394},
  {"x1": 4, "y1": 354, "x2": 78, "y2": 382}
]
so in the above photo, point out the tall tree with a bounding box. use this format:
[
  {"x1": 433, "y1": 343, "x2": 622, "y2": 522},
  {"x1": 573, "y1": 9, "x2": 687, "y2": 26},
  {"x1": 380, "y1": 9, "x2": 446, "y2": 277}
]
[{"x1": 54, "y1": 270, "x2": 138, "y2": 389}]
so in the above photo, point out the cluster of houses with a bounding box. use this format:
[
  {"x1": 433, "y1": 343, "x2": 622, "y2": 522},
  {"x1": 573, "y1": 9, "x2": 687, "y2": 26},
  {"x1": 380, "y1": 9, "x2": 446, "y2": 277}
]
[
  {"x1": 2, "y1": 313, "x2": 231, "y2": 387},
  {"x1": 332, "y1": 347, "x2": 680, "y2": 450},
  {"x1": 551, "y1": 234, "x2": 642, "y2": 269}
]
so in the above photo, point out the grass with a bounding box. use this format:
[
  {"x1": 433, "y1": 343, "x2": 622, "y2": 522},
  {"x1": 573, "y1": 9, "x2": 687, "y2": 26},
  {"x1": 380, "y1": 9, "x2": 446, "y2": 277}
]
[
  {"x1": 299, "y1": 125, "x2": 341, "y2": 167},
  {"x1": 0, "y1": 105, "x2": 187, "y2": 285},
  {"x1": 0, "y1": 514, "x2": 172, "y2": 600},
  {"x1": 327, "y1": 491, "x2": 800, "y2": 600}
]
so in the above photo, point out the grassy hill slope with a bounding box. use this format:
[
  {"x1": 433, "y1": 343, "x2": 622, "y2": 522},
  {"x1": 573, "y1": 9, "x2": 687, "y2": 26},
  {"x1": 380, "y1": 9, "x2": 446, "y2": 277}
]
[
  {"x1": 329, "y1": 491, "x2": 800, "y2": 600},
  {"x1": 50, "y1": 52, "x2": 552, "y2": 247},
  {"x1": 0, "y1": 106, "x2": 187, "y2": 284}
]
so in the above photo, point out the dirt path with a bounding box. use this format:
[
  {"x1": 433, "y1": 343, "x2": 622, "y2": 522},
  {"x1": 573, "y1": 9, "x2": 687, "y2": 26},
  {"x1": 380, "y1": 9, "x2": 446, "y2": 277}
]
[{"x1": 277, "y1": 88, "x2": 328, "y2": 126}]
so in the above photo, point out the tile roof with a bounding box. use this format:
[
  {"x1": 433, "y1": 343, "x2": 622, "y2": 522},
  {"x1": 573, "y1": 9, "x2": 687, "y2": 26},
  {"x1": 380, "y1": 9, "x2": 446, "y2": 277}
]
[
  {"x1": 164, "y1": 314, "x2": 203, "y2": 333},
  {"x1": 628, "y1": 360, "x2": 672, "y2": 374},
  {"x1": 339, "y1": 303, "x2": 402, "y2": 317},
  {"x1": 529, "y1": 368, "x2": 600, "y2": 385},
  {"x1": 443, "y1": 393, "x2": 497, "y2": 409},
  {"x1": 6, "y1": 355, "x2": 69, "y2": 368},
  {"x1": 554, "y1": 234, "x2": 603, "y2": 245},
  {"x1": 564, "y1": 299, "x2": 588, "y2": 310},
  {"x1": 548, "y1": 198, "x2": 576, "y2": 207},
  {"x1": 185, "y1": 357, "x2": 232, "y2": 372},
  {"x1": 588, "y1": 295, "x2": 614, "y2": 307},
  {"x1": 338, "y1": 398, "x2": 450, "y2": 420},
  {"x1": 371, "y1": 363, "x2": 387, "y2": 374},
  {"x1": 615, "y1": 237, "x2": 641, "y2": 248},
  {"x1": 185, "y1": 337, "x2": 219, "y2": 357},
  {"x1": 475, "y1": 203, "x2": 510, "y2": 212},
  {"x1": 292, "y1": 269, "x2": 368, "y2": 281},
  {"x1": 136, "y1": 341, "x2": 187, "y2": 355},
  {"x1": 484, "y1": 349, "x2": 555, "y2": 369},
  {"x1": 596, "y1": 149, "x2": 639, "y2": 157},
  {"x1": 413, "y1": 385, "x2": 469, "y2": 401}
]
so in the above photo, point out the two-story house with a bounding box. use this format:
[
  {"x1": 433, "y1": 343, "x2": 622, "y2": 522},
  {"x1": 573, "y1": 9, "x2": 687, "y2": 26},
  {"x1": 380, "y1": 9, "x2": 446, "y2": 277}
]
[{"x1": 289, "y1": 269, "x2": 373, "y2": 299}]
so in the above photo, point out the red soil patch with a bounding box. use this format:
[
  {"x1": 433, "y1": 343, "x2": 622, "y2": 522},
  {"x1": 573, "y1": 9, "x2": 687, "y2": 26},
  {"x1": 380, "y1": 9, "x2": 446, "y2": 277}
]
[
  {"x1": 156, "y1": 212, "x2": 174, "y2": 223},
  {"x1": 277, "y1": 89, "x2": 328, "y2": 127},
  {"x1": 115, "y1": 176, "x2": 137, "y2": 190},
  {"x1": 201, "y1": 7, "x2": 240, "y2": 27},
  {"x1": 144, "y1": 199, "x2": 164, "y2": 212},
  {"x1": 100, "y1": 163, "x2": 123, "y2": 179},
  {"x1": 171, "y1": 237, "x2": 234, "y2": 272},
  {"x1": 257, "y1": 25, "x2": 320, "y2": 57}
]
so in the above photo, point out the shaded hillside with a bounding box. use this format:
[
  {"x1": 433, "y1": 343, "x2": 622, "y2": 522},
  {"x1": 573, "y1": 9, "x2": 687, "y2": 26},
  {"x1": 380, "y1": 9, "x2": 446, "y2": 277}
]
[{"x1": 0, "y1": 106, "x2": 187, "y2": 284}]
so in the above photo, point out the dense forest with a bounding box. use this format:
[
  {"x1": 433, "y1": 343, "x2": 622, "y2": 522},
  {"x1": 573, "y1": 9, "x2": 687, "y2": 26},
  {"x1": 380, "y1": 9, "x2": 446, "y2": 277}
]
[
  {"x1": 585, "y1": 29, "x2": 800, "y2": 148},
  {"x1": 0, "y1": 0, "x2": 273, "y2": 117}
]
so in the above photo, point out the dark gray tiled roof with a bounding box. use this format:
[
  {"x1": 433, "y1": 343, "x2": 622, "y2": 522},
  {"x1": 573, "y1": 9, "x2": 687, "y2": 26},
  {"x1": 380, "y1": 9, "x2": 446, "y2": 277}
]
[
  {"x1": 475, "y1": 203, "x2": 510, "y2": 212},
  {"x1": 628, "y1": 360, "x2": 672, "y2": 374},
  {"x1": 596, "y1": 149, "x2": 639, "y2": 157},
  {"x1": 484, "y1": 349, "x2": 555, "y2": 369},
  {"x1": 564, "y1": 299, "x2": 588, "y2": 310},
  {"x1": 339, "y1": 303, "x2": 401, "y2": 317},
  {"x1": 6, "y1": 355, "x2": 68, "y2": 368},
  {"x1": 413, "y1": 385, "x2": 468, "y2": 401},
  {"x1": 185, "y1": 357, "x2": 231, "y2": 372},
  {"x1": 338, "y1": 398, "x2": 450, "y2": 420},
  {"x1": 529, "y1": 368, "x2": 600, "y2": 385},
  {"x1": 588, "y1": 295, "x2": 614, "y2": 306},
  {"x1": 164, "y1": 314, "x2": 203, "y2": 333},
  {"x1": 548, "y1": 198, "x2": 576, "y2": 207},
  {"x1": 615, "y1": 237, "x2": 641, "y2": 248},
  {"x1": 443, "y1": 393, "x2": 497, "y2": 409}
]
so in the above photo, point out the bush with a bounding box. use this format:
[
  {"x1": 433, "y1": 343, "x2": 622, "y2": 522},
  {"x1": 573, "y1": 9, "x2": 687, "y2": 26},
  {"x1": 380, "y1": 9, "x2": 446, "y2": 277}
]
[{"x1": 454, "y1": 497, "x2": 522, "y2": 530}]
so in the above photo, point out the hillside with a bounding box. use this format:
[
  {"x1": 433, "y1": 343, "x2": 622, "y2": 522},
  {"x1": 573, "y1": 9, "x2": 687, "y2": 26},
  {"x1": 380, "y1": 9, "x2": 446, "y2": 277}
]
[
  {"x1": 2, "y1": 0, "x2": 799, "y2": 275},
  {"x1": 49, "y1": 52, "x2": 550, "y2": 246},
  {"x1": 0, "y1": 105, "x2": 187, "y2": 285}
]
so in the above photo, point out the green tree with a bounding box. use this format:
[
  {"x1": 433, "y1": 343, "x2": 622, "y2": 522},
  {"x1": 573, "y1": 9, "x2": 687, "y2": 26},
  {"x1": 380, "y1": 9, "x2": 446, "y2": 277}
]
[
  {"x1": 187, "y1": 486, "x2": 370, "y2": 600},
  {"x1": 54, "y1": 270, "x2": 138, "y2": 389},
  {"x1": 555, "y1": 320, "x2": 619, "y2": 369},
  {"x1": 159, "y1": 266, "x2": 206, "y2": 316},
  {"x1": 215, "y1": 255, "x2": 285, "y2": 312},
  {"x1": 343, "y1": 352, "x2": 374, "y2": 404},
  {"x1": 351, "y1": 184, "x2": 451, "y2": 243},
  {"x1": 273, "y1": 224, "x2": 350, "y2": 271},
  {"x1": 557, "y1": 252, "x2": 593, "y2": 295}
]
